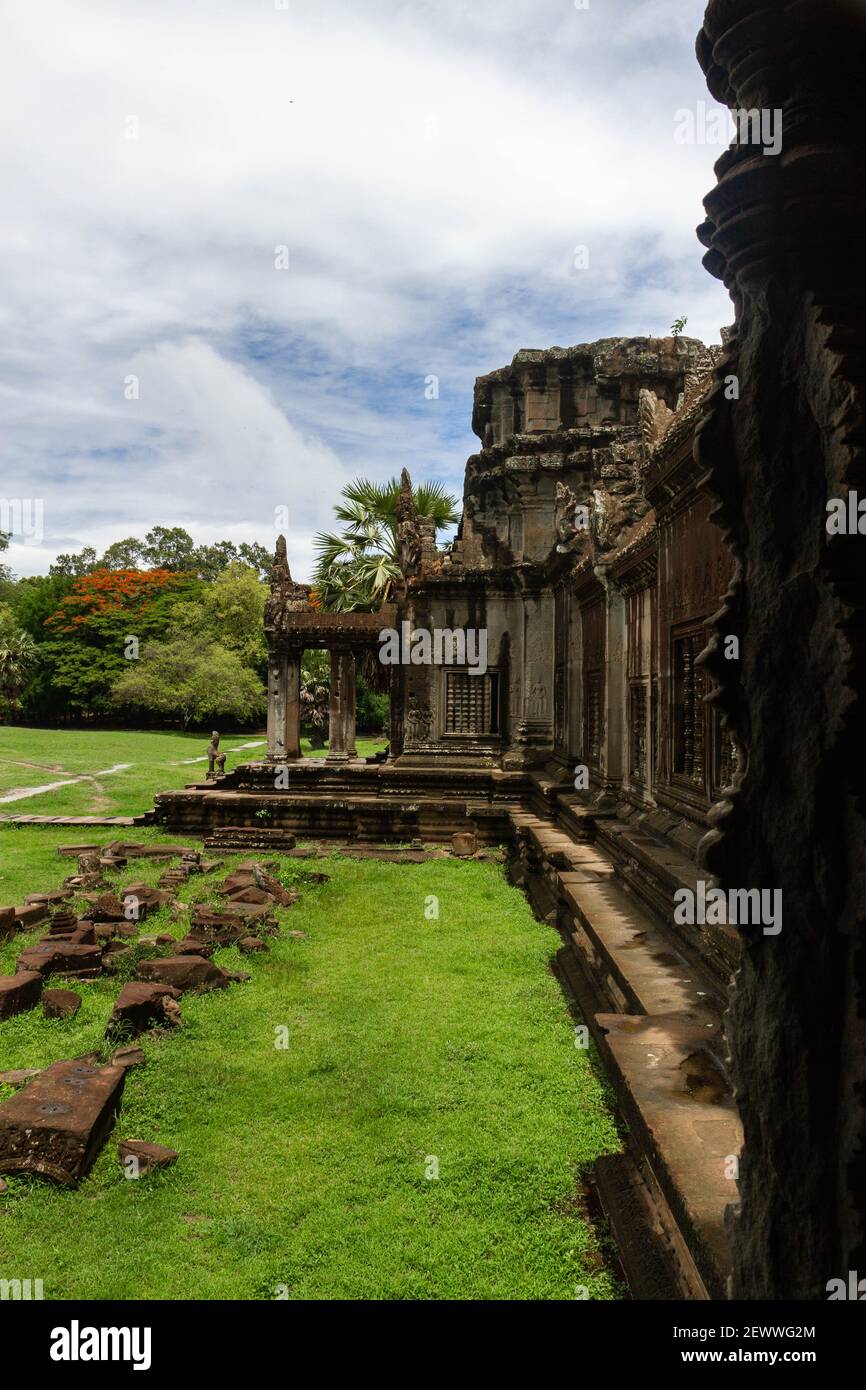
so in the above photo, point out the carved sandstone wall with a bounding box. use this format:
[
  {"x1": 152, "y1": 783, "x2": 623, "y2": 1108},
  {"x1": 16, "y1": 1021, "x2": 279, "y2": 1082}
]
[{"x1": 695, "y1": 0, "x2": 866, "y2": 1298}]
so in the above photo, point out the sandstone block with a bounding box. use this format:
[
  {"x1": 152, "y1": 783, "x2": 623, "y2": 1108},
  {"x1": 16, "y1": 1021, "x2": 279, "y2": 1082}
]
[
  {"x1": 118, "y1": 1139, "x2": 178, "y2": 1173},
  {"x1": 0, "y1": 1058, "x2": 126, "y2": 1186},
  {"x1": 43, "y1": 989, "x2": 82, "y2": 1020},
  {"x1": 17, "y1": 942, "x2": 102, "y2": 979},
  {"x1": 0, "y1": 972, "x2": 42, "y2": 1019},
  {"x1": 136, "y1": 955, "x2": 232, "y2": 994},
  {"x1": 105, "y1": 981, "x2": 182, "y2": 1038}
]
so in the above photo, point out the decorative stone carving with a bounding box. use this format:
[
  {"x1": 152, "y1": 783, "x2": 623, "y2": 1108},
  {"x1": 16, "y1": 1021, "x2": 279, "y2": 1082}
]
[
  {"x1": 264, "y1": 535, "x2": 312, "y2": 635},
  {"x1": 396, "y1": 468, "x2": 422, "y2": 580},
  {"x1": 554, "y1": 481, "x2": 590, "y2": 554}
]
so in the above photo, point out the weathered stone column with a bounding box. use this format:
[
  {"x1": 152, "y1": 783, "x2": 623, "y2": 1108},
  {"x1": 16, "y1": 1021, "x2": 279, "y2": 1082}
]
[
  {"x1": 326, "y1": 649, "x2": 357, "y2": 762},
  {"x1": 597, "y1": 565, "x2": 625, "y2": 807},
  {"x1": 285, "y1": 649, "x2": 302, "y2": 760},
  {"x1": 695, "y1": 0, "x2": 866, "y2": 1299},
  {"x1": 267, "y1": 648, "x2": 302, "y2": 761}
]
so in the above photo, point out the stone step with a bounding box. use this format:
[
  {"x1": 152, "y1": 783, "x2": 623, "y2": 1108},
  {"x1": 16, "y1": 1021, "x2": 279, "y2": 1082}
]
[
  {"x1": 594, "y1": 1011, "x2": 741, "y2": 1300},
  {"x1": 560, "y1": 874, "x2": 723, "y2": 1025}
]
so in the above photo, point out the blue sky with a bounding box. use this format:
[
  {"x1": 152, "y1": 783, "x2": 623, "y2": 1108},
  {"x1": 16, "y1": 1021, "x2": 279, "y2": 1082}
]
[{"x1": 1, "y1": 0, "x2": 732, "y2": 580}]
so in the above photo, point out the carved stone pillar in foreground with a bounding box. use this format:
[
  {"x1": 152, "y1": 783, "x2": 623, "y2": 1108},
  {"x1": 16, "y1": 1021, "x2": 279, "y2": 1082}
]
[
  {"x1": 695, "y1": 0, "x2": 866, "y2": 1298},
  {"x1": 267, "y1": 649, "x2": 302, "y2": 761},
  {"x1": 326, "y1": 649, "x2": 357, "y2": 762}
]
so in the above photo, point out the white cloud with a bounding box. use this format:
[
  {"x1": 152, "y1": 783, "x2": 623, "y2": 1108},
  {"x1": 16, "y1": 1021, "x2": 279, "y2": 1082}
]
[{"x1": 0, "y1": 0, "x2": 732, "y2": 580}]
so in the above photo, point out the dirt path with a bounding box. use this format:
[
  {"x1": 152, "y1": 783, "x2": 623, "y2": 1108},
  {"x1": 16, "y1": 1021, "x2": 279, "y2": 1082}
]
[{"x1": 0, "y1": 763, "x2": 132, "y2": 805}]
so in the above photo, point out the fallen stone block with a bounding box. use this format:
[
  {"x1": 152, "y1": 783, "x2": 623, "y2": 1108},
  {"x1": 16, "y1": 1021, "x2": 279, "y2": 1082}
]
[
  {"x1": 118, "y1": 1139, "x2": 178, "y2": 1174},
  {"x1": 451, "y1": 831, "x2": 478, "y2": 857},
  {"x1": 157, "y1": 870, "x2": 188, "y2": 889},
  {"x1": 238, "y1": 936, "x2": 268, "y2": 954},
  {"x1": 226, "y1": 886, "x2": 272, "y2": 905},
  {"x1": 43, "y1": 989, "x2": 82, "y2": 1020},
  {"x1": 120, "y1": 884, "x2": 174, "y2": 909},
  {"x1": 25, "y1": 887, "x2": 73, "y2": 905},
  {"x1": 0, "y1": 907, "x2": 17, "y2": 942},
  {"x1": 13, "y1": 903, "x2": 49, "y2": 931},
  {"x1": 136, "y1": 955, "x2": 233, "y2": 994},
  {"x1": 0, "y1": 1068, "x2": 42, "y2": 1088},
  {"x1": 0, "y1": 971, "x2": 43, "y2": 1018},
  {"x1": 125, "y1": 843, "x2": 189, "y2": 859},
  {"x1": 17, "y1": 942, "x2": 103, "y2": 979},
  {"x1": 0, "y1": 1058, "x2": 126, "y2": 1186},
  {"x1": 173, "y1": 937, "x2": 215, "y2": 958},
  {"x1": 188, "y1": 906, "x2": 251, "y2": 944},
  {"x1": 155, "y1": 934, "x2": 176, "y2": 945},
  {"x1": 56, "y1": 843, "x2": 101, "y2": 858},
  {"x1": 105, "y1": 982, "x2": 182, "y2": 1038},
  {"x1": 112, "y1": 1045, "x2": 145, "y2": 1069},
  {"x1": 89, "y1": 892, "x2": 127, "y2": 923}
]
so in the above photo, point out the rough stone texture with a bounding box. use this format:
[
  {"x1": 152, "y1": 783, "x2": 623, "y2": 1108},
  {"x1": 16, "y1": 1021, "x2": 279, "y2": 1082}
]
[
  {"x1": 42, "y1": 989, "x2": 82, "y2": 1020},
  {"x1": 172, "y1": 937, "x2": 215, "y2": 958},
  {"x1": 118, "y1": 1139, "x2": 178, "y2": 1173},
  {"x1": 105, "y1": 981, "x2": 183, "y2": 1037},
  {"x1": 17, "y1": 942, "x2": 102, "y2": 979},
  {"x1": 0, "y1": 1059, "x2": 126, "y2": 1186},
  {"x1": 0, "y1": 1069, "x2": 42, "y2": 1087},
  {"x1": 111, "y1": 1046, "x2": 145, "y2": 1069},
  {"x1": 238, "y1": 936, "x2": 268, "y2": 954},
  {"x1": 451, "y1": 831, "x2": 477, "y2": 858},
  {"x1": 136, "y1": 955, "x2": 233, "y2": 994},
  {"x1": 13, "y1": 902, "x2": 49, "y2": 930},
  {"x1": 693, "y1": 0, "x2": 866, "y2": 1298},
  {"x1": 0, "y1": 971, "x2": 42, "y2": 1019},
  {"x1": 0, "y1": 906, "x2": 17, "y2": 941}
]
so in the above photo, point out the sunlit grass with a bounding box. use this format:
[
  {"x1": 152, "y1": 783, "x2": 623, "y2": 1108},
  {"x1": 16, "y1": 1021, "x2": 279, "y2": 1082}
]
[{"x1": 0, "y1": 824, "x2": 621, "y2": 1300}]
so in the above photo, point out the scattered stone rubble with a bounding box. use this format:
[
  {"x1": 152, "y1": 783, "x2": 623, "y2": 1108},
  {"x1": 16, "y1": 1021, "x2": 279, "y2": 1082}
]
[{"x1": 0, "y1": 841, "x2": 317, "y2": 1187}]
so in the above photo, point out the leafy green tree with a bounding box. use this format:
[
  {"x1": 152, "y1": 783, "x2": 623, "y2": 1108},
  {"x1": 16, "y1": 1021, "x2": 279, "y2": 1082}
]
[
  {"x1": 0, "y1": 604, "x2": 40, "y2": 715},
  {"x1": 111, "y1": 637, "x2": 265, "y2": 728},
  {"x1": 32, "y1": 569, "x2": 203, "y2": 718},
  {"x1": 142, "y1": 526, "x2": 196, "y2": 571},
  {"x1": 50, "y1": 546, "x2": 97, "y2": 577},
  {"x1": 11, "y1": 574, "x2": 74, "y2": 638},
  {"x1": 100, "y1": 537, "x2": 147, "y2": 570},
  {"x1": 312, "y1": 476, "x2": 459, "y2": 611},
  {"x1": 168, "y1": 563, "x2": 267, "y2": 674}
]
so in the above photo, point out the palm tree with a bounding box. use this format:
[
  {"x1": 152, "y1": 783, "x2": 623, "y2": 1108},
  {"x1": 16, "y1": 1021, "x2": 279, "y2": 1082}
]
[
  {"x1": 0, "y1": 628, "x2": 38, "y2": 713},
  {"x1": 312, "y1": 476, "x2": 459, "y2": 612}
]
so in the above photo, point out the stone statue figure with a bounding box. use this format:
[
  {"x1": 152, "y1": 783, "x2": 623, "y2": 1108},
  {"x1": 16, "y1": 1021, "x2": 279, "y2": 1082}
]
[{"x1": 207, "y1": 731, "x2": 226, "y2": 777}]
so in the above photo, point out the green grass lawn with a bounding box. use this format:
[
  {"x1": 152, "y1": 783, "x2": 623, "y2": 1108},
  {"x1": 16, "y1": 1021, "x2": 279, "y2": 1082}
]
[
  {"x1": 0, "y1": 823, "x2": 622, "y2": 1300},
  {"x1": 0, "y1": 727, "x2": 387, "y2": 820}
]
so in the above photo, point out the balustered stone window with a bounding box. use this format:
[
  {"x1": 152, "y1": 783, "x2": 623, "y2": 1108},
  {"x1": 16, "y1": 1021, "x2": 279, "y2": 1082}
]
[
  {"x1": 583, "y1": 669, "x2": 603, "y2": 769},
  {"x1": 629, "y1": 681, "x2": 648, "y2": 788},
  {"x1": 672, "y1": 628, "x2": 707, "y2": 788},
  {"x1": 443, "y1": 671, "x2": 500, "y2": 735}
]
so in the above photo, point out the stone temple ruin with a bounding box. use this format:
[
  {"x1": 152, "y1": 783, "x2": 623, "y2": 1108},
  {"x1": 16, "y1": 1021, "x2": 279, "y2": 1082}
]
[
  {"x1": 151, "y1": 333, "x2": 744, "y2": 1298},
  {"x1": 149, "y1": 0, "x2": 866, "y2": 1298},
  {"x1": 4, "y1": 0, "x2": 861, "y2": 1307}
]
